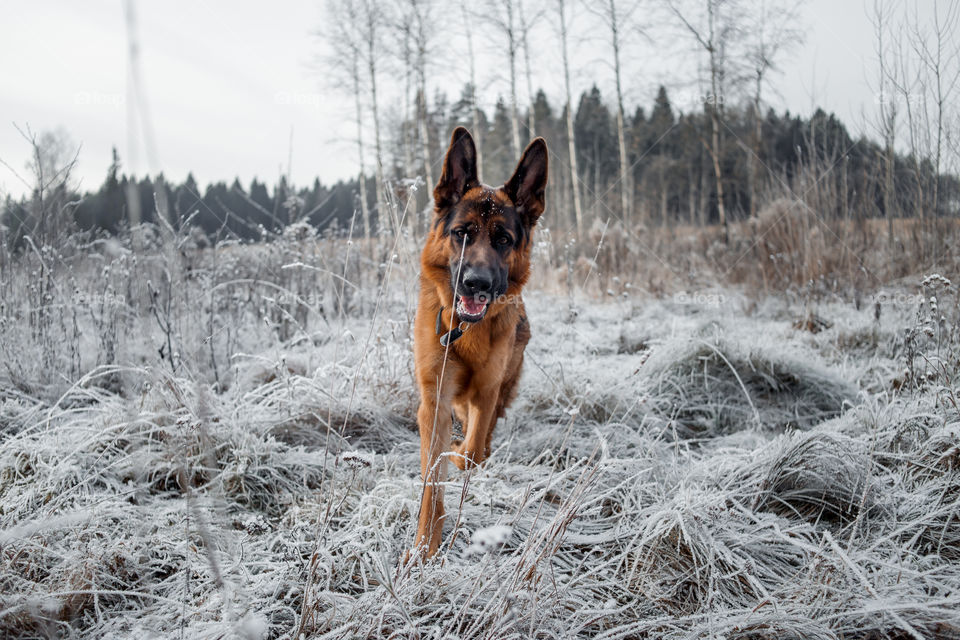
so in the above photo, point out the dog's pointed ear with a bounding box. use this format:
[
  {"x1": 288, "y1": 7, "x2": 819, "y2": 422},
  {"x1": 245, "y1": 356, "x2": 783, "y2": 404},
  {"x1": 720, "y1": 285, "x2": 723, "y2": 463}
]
[
  {"x1": 434, "y1": 127, "x2": 478, "y2": 210},
  {"x1": 504, "y1": 137, "x2": 548, "y2": 226}
]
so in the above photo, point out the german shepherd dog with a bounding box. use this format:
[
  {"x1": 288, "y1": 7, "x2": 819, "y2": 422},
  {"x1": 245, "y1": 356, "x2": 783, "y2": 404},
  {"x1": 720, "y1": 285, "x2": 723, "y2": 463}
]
[{"x1": 411, "y1": 127, "x2": 548, "y2": 559}]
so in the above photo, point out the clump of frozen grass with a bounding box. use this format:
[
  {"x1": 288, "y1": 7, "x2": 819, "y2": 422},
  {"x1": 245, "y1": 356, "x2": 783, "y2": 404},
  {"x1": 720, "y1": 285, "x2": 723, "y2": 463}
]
[
  {"x1": 718, "y1": 614, "x2": 839, "y2": 640},
  {"x1": 913, "y1": 422, "x2": 960, "y2": 491},
  {"x1": 755, "y1": 431, "x2": 873, "y2": 525},
  {"x1": 641, "y1": 335, "x2": 858, "y2": 438},
  {"x1": 0, "y1": 395, "x2": 45, "y2": 437},
  {"x1": 884, "y1": 419, "x2": 960, "y2": 561},
  {"x1": 235, "y1": 336, "x2": 419, "y2": 454},
  {"x1": 626, "y1": 486, "x2": 815, "y2": 616},
  {"x1": 651, "y1": 611, "x2": 842, "y2": 640}
]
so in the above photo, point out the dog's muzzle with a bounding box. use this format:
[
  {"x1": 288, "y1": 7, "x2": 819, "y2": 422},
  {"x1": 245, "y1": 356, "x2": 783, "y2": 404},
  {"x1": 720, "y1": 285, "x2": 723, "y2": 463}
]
[{"x1": 455, "y1": 266, "x2": 497, "y2": 323}]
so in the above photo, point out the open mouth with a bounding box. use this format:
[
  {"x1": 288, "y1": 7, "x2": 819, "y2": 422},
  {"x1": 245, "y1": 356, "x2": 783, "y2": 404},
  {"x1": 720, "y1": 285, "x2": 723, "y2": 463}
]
[{"x1": 456, "y1": 295, "x2": 490, "y2": 323}]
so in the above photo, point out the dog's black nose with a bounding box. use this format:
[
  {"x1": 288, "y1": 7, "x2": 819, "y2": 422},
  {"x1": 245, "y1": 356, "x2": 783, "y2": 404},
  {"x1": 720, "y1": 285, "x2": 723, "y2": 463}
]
[{"x1": 462, "y1": 268, "x2": 493, "y2": 295}]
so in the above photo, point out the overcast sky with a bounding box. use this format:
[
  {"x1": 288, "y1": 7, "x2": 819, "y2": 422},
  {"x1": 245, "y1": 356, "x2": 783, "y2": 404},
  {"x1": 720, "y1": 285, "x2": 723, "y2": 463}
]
[{"x1": 0, "y1": 0, "x2": 935, "y2": 199}]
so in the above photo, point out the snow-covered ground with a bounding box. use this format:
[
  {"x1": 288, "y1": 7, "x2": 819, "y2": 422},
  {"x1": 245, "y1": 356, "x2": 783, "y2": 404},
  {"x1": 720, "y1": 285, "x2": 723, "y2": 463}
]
[{"x1": 1, "y1": 239, "x2": 959, "y2": 638}]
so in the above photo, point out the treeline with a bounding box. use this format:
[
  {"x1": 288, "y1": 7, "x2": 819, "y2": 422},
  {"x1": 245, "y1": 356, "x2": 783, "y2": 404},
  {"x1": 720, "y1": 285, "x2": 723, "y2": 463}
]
[
  {"x1": 0, "y1": 147, "x2": 367, "y2": 248},
  {"x1": 450, "y1": 84, "x2": 960, "y2": 234},
  {"x1": 3, "y1": 82, "x2": 957, "y2": 250}
]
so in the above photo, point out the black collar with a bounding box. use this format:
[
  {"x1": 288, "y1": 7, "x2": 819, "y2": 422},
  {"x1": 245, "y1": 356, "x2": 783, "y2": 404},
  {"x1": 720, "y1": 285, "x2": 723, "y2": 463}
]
[{"x1": 435, "y1": 306, "x2": 464, "y2": 347}]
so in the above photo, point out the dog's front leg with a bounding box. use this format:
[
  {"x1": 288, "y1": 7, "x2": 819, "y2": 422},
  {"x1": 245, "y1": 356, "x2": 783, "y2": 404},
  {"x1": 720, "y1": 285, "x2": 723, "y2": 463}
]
[
  {"x1": 453, "y1": 386, "x2": 499, "y2": 470},
  {"x1": 413, "y1": 379, "x2": 454, "y2": 558}
]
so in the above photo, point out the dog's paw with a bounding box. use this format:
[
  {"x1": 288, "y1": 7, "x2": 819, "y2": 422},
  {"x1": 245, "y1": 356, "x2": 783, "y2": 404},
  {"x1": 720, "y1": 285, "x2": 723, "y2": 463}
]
[
  {"x1": 403, "y1": 540, "x2": 439, "y2": 566},
  {"x1": 451, "y1": 441, "x2": 489, "y2": 470},
  {"x1": 401, "y1": 546, "x2": 423, "y2": 567},
  {"x1": 450, "y1": 440, "x2": 466, "y2": 470}
]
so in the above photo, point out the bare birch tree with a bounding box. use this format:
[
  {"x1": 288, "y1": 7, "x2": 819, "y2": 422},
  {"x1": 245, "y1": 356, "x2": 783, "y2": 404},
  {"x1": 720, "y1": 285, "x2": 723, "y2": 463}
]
[
  {"x1": 555, "y1": 0, "x2": 585, "y2": 238},
  {"x1": 396, "y1": 6, "x2": 417, "y2": 190},
  {"x1": 410, "y1": 0, "x2": 435, "y2": 207},
  {"x1": 323, "y1": 0, "x2": 372, "y2": 240},
  {"x1": 352, "y1": 54, "x2": 373, "y2": 240},
  {"x1": 482, "y1": 0, "x2": 523, "y2": 157},
  {"x1": 870, "y1": 0, "x2": 898, "y2": 245},
  {"x1": 890, "y1": 10, "x2": 928, "y2": 222},
  {"x1": 460, "y1": 3, "x2": 484, "y2": 174},
  {"x1": 518, "y1": 0, "x2": 538, "y2": 137},
  {"x1": 910, "y1": 0, "x2": 960, "y2": 218},
  {"x1": 587, "y1": 0, "x2": 644, "y2": 226},
  {"x1": 669, "y1": 0, "x2": 745, "y2": 236},
  {"x1": 13, "y1": 125, "x2": 80, "y2": 248},
  {"x1": 360, "y1": 0, "x2": 390, "y2": 236},
  {"x1": 395, "y1": 0, "x2": 436, "y2": 235},
  {"x1": 744, "y1": 0, "x2": 805, "y2": 218}
]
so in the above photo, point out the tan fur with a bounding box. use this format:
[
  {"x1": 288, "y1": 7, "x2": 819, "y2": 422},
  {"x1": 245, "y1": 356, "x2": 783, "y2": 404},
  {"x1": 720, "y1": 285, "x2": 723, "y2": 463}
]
[{"x1": 411, "y1": 128, "x2": 547, "y2": 559}]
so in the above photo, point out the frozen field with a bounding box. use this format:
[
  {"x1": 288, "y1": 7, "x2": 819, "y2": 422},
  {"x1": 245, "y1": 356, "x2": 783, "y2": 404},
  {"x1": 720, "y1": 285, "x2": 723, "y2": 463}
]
[{"x1": 1, "y1": 238, "x2": 959, "y2": 639}]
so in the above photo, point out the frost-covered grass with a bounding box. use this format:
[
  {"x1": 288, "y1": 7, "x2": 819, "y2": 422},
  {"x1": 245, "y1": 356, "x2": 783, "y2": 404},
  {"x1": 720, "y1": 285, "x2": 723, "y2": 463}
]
[{"x1": 1, "y1": 236, "x2": 960, "y2": 639}]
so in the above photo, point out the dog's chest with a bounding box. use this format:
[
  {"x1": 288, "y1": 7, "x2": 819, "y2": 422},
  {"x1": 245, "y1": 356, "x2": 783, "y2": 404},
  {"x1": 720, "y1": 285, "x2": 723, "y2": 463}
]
[{"x1": 454, "y1": 312, "x2": 520, "y2": 369}]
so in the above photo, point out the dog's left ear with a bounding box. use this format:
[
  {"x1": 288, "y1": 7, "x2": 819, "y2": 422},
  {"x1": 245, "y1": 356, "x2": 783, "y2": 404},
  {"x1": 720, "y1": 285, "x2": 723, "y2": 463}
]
[
  {"x1": 434, "y1": 127, "x2": 479, "y2": 210},
  {"x1": 504, "y1": 137, "x2": 548, "y2": 226}
]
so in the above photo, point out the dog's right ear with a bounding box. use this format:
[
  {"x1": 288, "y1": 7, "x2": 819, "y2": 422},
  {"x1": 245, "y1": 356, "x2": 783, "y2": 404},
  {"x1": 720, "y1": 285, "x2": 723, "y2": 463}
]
[{"x1": 434, "y1": 127, "x2": 478, "y2": 210}]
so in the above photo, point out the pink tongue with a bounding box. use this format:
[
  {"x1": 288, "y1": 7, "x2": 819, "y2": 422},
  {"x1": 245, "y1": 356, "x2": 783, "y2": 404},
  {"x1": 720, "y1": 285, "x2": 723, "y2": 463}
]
[{"x1": 460, "y1": 296, "x2": 486, "y2": 315}]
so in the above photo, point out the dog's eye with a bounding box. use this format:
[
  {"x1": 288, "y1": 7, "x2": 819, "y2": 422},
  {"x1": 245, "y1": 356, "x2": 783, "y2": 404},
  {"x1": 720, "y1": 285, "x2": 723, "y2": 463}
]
[
  {"x1": 454, "y1": 229, "x2": 467, "y2": 240},
  {"x1": 496, "y1": 235, "x2": 511, "y2": 246}
]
